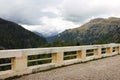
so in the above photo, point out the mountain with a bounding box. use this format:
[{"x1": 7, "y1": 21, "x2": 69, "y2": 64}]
[
  {"x1": 0, "y1": 18, "x2": 47, "y2": 49},
  {"x1": 33, "y1": 31, "x2": 59, "y2": 38},
  {"x1": 46, "y1": 35, "x2": 58, "y2": 43},
  {"x1": 33, "y1": 31, "x2": 44, "y2": 37},
  {"x1": 49, "y1": 17, "x2": 120, "y2": 44}
]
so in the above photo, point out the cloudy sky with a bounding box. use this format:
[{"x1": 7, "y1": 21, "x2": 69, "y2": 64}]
[{"x1": 0, "y1": 0, "x2": 120, "y2": 37}]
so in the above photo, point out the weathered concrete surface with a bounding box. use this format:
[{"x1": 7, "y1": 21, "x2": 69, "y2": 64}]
[{"x1": 14, "y1": 55, "x2": 120, "y2": 80}]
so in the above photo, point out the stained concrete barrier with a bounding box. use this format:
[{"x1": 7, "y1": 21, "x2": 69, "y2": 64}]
[{"x1": 0, "y1": 43, "x2": 120, "y2": 79}]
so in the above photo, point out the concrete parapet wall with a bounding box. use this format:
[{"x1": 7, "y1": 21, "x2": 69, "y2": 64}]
[{"x1": 0, "y1": 43, "x2": 120, "y2": 79}]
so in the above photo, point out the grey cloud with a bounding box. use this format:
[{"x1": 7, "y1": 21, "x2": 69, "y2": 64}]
[
  {"x1": 0, "y1": 0, "x2": 62, "y2": 25},
  {"x1": 0, "y1": 0, "x2": 120, "y2": 26},
  {"x1": 61, "y1": 0, "x2": 120, "y2": 23}
]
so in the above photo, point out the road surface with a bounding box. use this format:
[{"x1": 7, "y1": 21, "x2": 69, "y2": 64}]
[{"x1": 14, "y1": 55, "x2": 120, "y2": 80}]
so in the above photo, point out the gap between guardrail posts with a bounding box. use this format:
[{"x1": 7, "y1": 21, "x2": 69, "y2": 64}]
[
  {"x1": 118, "y1": 46, "x2": 120, "y2": 54},
  {"x1": 115, "y1": 47, "x2": 119, "y2": 53}
]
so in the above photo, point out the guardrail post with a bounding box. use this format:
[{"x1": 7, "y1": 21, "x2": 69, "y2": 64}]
[
  {"x1": 118, "y1": 45, "x2": 120, "y2": 54},
  {"x1": 77, "y1": 49, "x2": 86, "y2": 60},
  {"x1": 12, "y1": 56, "x2": 27, "y2": 72},
  {"x1": 106, "y1": 47, "x2": 112, "y2": 54},
  {"x1": 94, "y1": 46, "x2": 102, "y2": 58},
  {"x1": 52, "y1": 52, "x2": 63, "y2": 66},
  {"x1": 115, "y1": 47, "x2": 119, "y2": 53}
]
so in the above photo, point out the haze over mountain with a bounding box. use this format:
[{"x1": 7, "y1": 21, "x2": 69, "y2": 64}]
[
  {"x1": 0, "y1": 18, "x2": 47, "y2": 49},
  {"x1": 48, "y1": 17, "x2": 120, "y2": 44},
  {"x1": 33, "y1": 31, "x2": 59, "y2": 38}
]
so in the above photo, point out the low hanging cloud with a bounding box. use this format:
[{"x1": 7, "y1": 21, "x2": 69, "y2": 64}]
[
  {"x1": 61, "y1": 0, "x2": 120, "y2": 23},
  {"x1": 23, "y1": 17, "x2": 79, "y2": 37}
]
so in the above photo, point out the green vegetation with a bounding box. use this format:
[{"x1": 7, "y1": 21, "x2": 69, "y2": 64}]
[
  {"x1": 64, "y1": 51, "x2": 76, "y2": 60},
  {"x1": 0, "y1": 18, "x2": 47, "y2": 49},
  {"x1": 101, "y1": 48, "x2": 106, "y2": 54},
  {"x1": 49, "y1": 17, "x2": 120, "y2": 45},
  {"x1": 28, "y1": 54, "x2": 52, "y2": 66},
  {"x1": 86, "y1": 49, "x2": 94, "y2": 56},
  {"x1": 0, "y1": 58, "x2": 11, "y2": 71},
  {"x1": 43, "y1": 41, "x2": 84, "y2": 47}
]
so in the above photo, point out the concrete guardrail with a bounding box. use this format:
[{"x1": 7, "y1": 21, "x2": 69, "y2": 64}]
[{"x1": 0, "y1": 43, "x2": 120, "y2": 79}]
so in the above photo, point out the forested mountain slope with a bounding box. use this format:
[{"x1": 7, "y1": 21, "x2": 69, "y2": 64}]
[
  {"x1": 49, "y1": 17, "x2": 120, "y2": 44},
  {"x1": 0, "y1": 18, "x2": 47, "y2": 49}
]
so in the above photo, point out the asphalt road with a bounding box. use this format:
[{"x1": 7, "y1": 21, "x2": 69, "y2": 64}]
[{"x1": 14, "y1": 55, "x2": 120, "y2": 80}]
